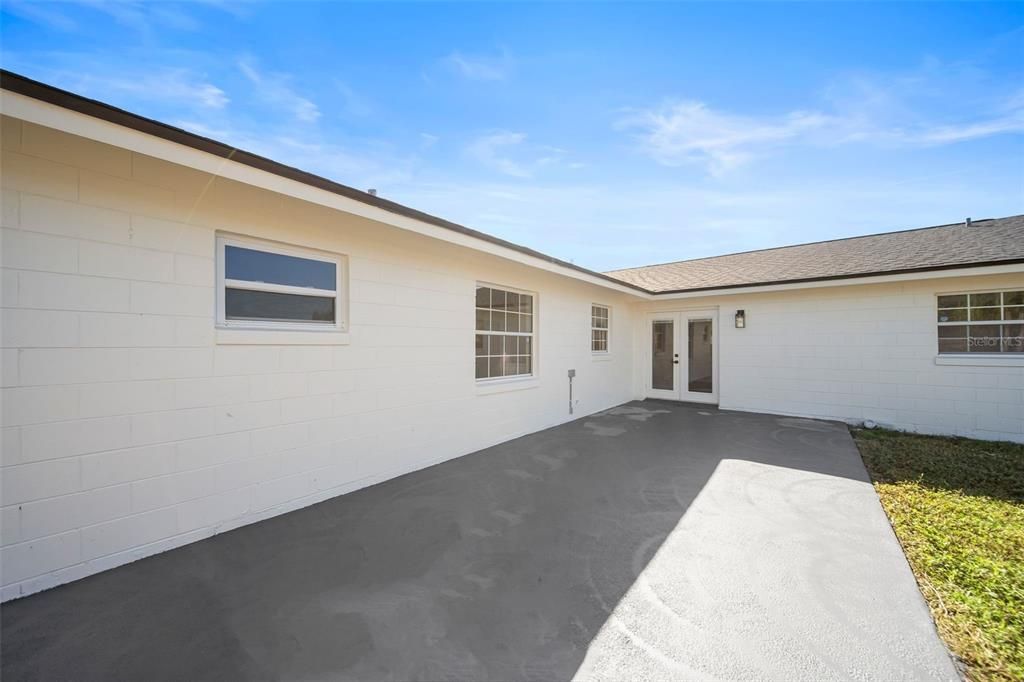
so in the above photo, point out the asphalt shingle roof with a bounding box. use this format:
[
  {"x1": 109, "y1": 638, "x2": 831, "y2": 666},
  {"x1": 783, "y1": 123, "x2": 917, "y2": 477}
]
[{"x1": 604, "y1": 215, "x2": 1024, "y2": 293}]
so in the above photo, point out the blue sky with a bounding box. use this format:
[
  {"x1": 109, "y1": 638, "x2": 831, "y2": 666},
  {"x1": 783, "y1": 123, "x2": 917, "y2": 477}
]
[{"x1": 2, "y1": 1, "x2": 1022, "y2": 271}]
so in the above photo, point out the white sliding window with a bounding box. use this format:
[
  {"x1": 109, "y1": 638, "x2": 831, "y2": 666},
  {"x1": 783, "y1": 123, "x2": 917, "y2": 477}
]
[
  {"x1": 475, "y1": 284, "x2": 535, "y2": 380},
  {"x1": 216, "y1": 235, "x2": 346, "y2": 331}
]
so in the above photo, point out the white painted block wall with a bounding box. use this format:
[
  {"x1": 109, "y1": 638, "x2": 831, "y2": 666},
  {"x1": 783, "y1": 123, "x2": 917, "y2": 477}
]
[
  {"x1": 635, "y1": 277, "x2": 1024, "y2": 443},
  {"x1": 0, "y1": 116, "x2": 638, "y2": 600},
  {"x1": 3, "y1": 110, "x2": 1021, "y2": 603}
]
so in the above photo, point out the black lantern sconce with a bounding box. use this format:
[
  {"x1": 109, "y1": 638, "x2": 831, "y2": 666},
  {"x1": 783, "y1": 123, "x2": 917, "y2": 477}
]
[{"x1": 735, "y1": 310, "x2": 746, "y2": 328}]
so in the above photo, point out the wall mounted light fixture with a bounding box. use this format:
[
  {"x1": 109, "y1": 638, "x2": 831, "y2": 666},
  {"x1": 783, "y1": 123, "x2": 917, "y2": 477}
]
[{"x1": 735, "y1": 310, "x2": 746, "y2": 328}]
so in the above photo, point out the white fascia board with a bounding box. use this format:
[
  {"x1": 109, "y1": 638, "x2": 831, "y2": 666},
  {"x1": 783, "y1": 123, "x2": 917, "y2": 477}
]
[
  {"x1": 650, "y1": 262, "x2": 1024, "y2": 300},
  {"x1": 1, "y1": 90, "x2": 648, "y2": 299}
]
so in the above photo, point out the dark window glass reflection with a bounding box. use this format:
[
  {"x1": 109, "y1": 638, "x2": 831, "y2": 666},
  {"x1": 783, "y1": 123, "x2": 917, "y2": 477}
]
[
  {"x1": 226, "y1": 289, "x2": 335, "y2": 323},
  {"x1": 226, "y1": 246, "x2": 336, "y2": 291}
]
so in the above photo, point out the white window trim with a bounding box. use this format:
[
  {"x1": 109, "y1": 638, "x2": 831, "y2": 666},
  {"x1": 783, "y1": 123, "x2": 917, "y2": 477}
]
[
  {"x1": 591, "y1": 303, "x2": 610, "y2": 355},
  {"x1": 216, "y1": 233, "x2": 347, "y2": 333},
  {"x1": 935, "y1": 355, "x2": 1024, "y2": 367},
  {"x1": 935, "y1": 289, "x2": 1022, "y2": 360},
  {"x1": 475, "y1": 377, "x2": 541, "y2": 395},
  {"x1": 475, "y1": 282, "x2": 537, "y2": 383}
]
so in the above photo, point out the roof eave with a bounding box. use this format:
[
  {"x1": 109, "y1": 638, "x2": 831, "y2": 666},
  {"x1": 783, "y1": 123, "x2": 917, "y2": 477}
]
[
  {"x1": 3, "y1": 70, "x2": 1018, "y2": 301},
  {"x1": 645, "y1": 259, "x2": 1024, "y2": 298}
]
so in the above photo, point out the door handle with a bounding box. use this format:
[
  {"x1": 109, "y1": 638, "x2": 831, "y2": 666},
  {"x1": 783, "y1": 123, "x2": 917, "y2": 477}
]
[{"x1": 672, "y1": 360, "x2": 679, "y2": 364}]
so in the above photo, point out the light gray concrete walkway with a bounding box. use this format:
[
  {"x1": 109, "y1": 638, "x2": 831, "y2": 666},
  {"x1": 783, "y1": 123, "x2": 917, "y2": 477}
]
[{"x1": 1, "y1": 401, "x2": 957, "y2": 681}]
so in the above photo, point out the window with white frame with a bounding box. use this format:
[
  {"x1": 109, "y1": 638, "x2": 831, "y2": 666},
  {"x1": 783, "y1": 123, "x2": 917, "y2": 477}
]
[
  {"x1": 216, "y1": 235, "x2": 345, "y2": 331},
  {"x1": 937, "y1": 290, "x2": 1023, "y2": 354},
  {"x1": 475, "y1": 284, "x2": 534, "y2": 380},
  {"x1": 591, "y1": 304, "x2": 610, "y2": 352}
]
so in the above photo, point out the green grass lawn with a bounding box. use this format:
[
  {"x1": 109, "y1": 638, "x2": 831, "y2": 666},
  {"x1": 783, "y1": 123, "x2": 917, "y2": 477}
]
[{"x1": 853, "y1": 428, "x2": 1024, "y2": 681}]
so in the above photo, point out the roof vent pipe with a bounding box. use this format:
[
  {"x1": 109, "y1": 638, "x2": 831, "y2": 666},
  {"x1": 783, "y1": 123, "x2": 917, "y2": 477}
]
[
  {"x1": 367, "y1": 188, "x2": 378, "y2": 196},
  {"x1": 965, "y1": 217, "x2": 972, "y2": 226}
]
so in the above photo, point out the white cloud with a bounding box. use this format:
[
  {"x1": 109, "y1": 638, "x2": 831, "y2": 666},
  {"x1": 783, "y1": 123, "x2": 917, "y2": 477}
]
[
  {"x1": 914, "y1": 113, "x2": 1024, "y2": 144},
  {"x1": 3, "y1": 1, "x2": 78, "y2": 31},
  {"x1": 620, "y1": 72, "x2": 1024, "y2": 174},
  {"x1": 536, "y1": 145, "x2": 568, "y2": 167},
  {"x1": 465, "y1": 131, "x2": 532, "y2": 178},
  {"x1": 419, "y1": 133, "x2": 440, "y2": 149},
  {"x1": 443, "y1": 50, "x2": 511, "y2": 81},
  {"x1": 173, "y1": 120, "x2": 417, "y2": 190},
  {"x1": 334, "y1": 80, "x2": 372, "y2": 118},
  {"x1": 464, "y1": 134, "x2": 582, "y2": 178},
  {"x1": 6, "y1": 0, "x2": 220, "y2": 36},
  {"x1": 238, "y1": 59, "x2": 320, "y2": 123},
  {"x1": 67, "y1": 69, "x2": 228, "y2": 109},
  {"x1": 617, "y1": 102, "x2": 831, "y2": 175},
  {"x1": 79, "y1": 0, "x2": 172, "y2": 34},
  {"x1": 147, "y1": 5, "x2": 202, "y2": 31}
]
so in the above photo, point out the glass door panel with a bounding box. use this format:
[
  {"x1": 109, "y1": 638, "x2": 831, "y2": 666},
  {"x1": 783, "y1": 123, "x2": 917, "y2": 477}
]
[
  {"x1": 647, "y1": 311, "x2": 716, "y2": 403},
  {"x1": 687, "y1": 319, "x2": 713, "y2": 394},
  {"x1": 651, "y1": 320, "x2": 675, "y2": 391}
]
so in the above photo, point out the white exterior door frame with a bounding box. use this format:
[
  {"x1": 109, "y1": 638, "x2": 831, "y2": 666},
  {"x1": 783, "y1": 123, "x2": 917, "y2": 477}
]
[{"x1": 644, "y1": 309, "x2": 719, "y2": 404}]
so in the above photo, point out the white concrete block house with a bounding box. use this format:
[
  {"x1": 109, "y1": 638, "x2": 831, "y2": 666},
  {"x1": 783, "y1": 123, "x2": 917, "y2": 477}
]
[{"x1": 1, "y1": 70, "x2": 1022, "y2": 601}]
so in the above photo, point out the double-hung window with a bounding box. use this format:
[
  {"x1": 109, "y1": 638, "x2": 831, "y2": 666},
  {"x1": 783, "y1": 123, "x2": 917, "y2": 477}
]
[
  {"x1": 475, "y1": 284, "x2": 534, "y2": 380},
  {"x1": 937, "y1": 290, "x2": 1023, "y2": 354},
  {"x1": 216, "y1": 235, "x2": 346, "y2": 331},
  {"x1": 591, "y1": 304, "x2": 610, "y2": 353}
]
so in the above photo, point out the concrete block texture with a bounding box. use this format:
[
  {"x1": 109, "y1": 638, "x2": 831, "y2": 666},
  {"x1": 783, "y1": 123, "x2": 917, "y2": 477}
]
[{"x1": 0, "y1": 116, "x2": 636, "y2": 598}]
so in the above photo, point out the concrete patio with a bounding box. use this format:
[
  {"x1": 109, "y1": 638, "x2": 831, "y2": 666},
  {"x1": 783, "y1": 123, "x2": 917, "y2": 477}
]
[{"x1": 1, "y1": 401, "x2": 957, "y2": 681}]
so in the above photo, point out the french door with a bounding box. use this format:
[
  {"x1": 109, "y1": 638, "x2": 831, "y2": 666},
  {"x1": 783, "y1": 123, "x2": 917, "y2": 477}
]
[{"x1": 646, "y1": 310, "x2": 718, "y2": 404}]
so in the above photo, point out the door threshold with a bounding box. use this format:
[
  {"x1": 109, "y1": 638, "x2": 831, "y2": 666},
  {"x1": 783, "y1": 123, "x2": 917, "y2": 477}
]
[{"x1": 642, "y1": 398, "x2": 719, "y2": 408}]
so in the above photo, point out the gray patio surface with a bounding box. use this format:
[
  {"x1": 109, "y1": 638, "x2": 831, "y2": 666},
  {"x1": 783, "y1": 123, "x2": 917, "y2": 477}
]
[{"x1": 1, "y1": 401, "x2": 958, "y2": 681}]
